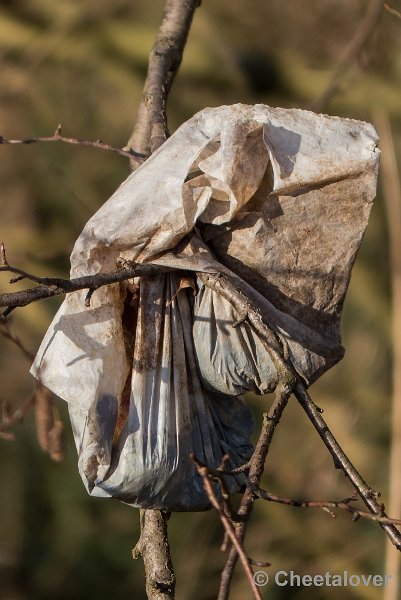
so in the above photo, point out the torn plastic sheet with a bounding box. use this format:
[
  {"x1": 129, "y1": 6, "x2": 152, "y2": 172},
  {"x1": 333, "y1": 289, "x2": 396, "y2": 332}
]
[{"x1": 31, "y1": 104, "x2": 379, "y2": 511}]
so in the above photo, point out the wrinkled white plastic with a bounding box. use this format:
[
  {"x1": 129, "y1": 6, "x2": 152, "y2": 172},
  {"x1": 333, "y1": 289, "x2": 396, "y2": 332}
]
[{"x1": 31, "y1": 104, "x2": 379, "y2": 510}]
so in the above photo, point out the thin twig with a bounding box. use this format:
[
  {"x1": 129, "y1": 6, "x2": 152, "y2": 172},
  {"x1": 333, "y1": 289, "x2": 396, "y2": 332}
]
[
  {"x1": 0, "y1": 305, "x2": 64, "y2": 459},
  {"x1": 199, "y1": 270, "x2": 401, "y2": 547},
  {"x1": 217, "y1": 387, "x2": 291, "y2": 600},
  {"x1": 384, "y1": 4, "x2": 401, "y2": 20},
  {"x1": 0, "y1": 290, "x2": 65, "y2": 459},
  {"x1": 294, "y1": 383, "x2": 401, "y2": 549},
  {"x1": 313, "y1": 0, "x2": 384, "y2": 111},
  {"x1": 0, "y1": 381, "x2": 64, "y2": 460},
  {"x1": 193, "y1": 456, "x2": 264, "y2": 600},
  {"x1": 0, "y1": 319, "x2": 34, "y2": 361},
  {"x1": 0, "y1": 393, "x2": 35, "y2": 441},
  {"x1": 196, "y1": 269, "x2": 401, "y2": 599},
  {"x1": 254, "y1": 488, "x2": 401, "y2": 526},
  {"x1": 0, "y1": 124, "x2": 146, "y2": 163}
]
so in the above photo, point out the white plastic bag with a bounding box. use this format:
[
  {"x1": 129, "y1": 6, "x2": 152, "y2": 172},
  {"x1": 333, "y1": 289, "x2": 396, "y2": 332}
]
[{"x1": 31, "y1": 104, "x2": 379, "y2": 510}]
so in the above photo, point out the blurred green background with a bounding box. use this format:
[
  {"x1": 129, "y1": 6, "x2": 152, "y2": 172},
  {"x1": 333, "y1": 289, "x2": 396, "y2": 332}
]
[{"x1": 1, "y1": 1, "x2": 401, "y2": 599}]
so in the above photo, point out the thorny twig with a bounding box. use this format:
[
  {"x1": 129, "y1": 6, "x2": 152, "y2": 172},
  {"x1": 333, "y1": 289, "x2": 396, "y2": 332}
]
[
  {"x1": 294, "y1": 383, "x2": 401, "y2": 548},
  {"x1": 197, "y1": 466, "x2": 401, "y2": 529},
  {"x1": 0, "y1": 124, "x2": 147, "y2": 163}
]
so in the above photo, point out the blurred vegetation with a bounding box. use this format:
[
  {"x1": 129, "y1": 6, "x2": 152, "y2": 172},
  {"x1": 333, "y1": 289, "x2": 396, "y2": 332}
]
[{"x1": 1, "y1": 1, "x2": 401, "y2": 599}]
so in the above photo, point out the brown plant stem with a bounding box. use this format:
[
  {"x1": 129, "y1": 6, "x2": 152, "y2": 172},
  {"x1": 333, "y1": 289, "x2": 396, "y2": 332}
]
[
  {"x1": 374, "y1": 109, "x2": 401, "y2": 600},
  {"x1": 0, "y1": 393, "x2": 35, "y2": 441},
  {"x1": 0, "y1": 320, "x2": 64, "y2": 460},
  {"x1": 34, "y1": 384, "x2": 65, "y2": 462},
  {"x1": 0, "y1": 319, "x2": 34, "y2": 361}
]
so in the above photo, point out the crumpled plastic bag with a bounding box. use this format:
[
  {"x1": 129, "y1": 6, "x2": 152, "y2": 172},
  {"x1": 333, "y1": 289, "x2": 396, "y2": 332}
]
[{"x1": 31, "y1": 104, "x2": 379, "y2": 510}]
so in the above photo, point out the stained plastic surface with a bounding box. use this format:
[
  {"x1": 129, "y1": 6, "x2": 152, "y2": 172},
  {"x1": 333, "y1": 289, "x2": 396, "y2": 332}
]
[{"x1": 31, "y1": 104, "x2": 379, "y2": 510}]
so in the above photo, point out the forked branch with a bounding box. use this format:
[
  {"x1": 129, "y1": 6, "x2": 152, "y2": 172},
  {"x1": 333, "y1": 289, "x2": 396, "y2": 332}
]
[{"x1": 196, "y1": 271, "x2": 401, "y2": 599}]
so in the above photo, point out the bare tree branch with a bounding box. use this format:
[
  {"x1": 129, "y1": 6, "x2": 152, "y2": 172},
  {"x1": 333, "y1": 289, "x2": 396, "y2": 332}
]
[
  {"x1": 126, "y1": 0, "x2": 200, "y2": 161},
  {"x1": 132, "y1": 510, "x2": 176, "y2": 600},
  {"x1": 0, "y1": 124, "x2": 146, "y2": 163},
  {"x1": 195, "y1": 269, "x2": 401, "y2": 598},
  {"x1": 294, "y1": 384, "x2": 401, "y2": 549},
  {"x1": 0, "y1": 243, "x2": 173, "y2": 318},
  {"x1": 254, "y1": 489, "x2": 401, "y2": 526}
]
